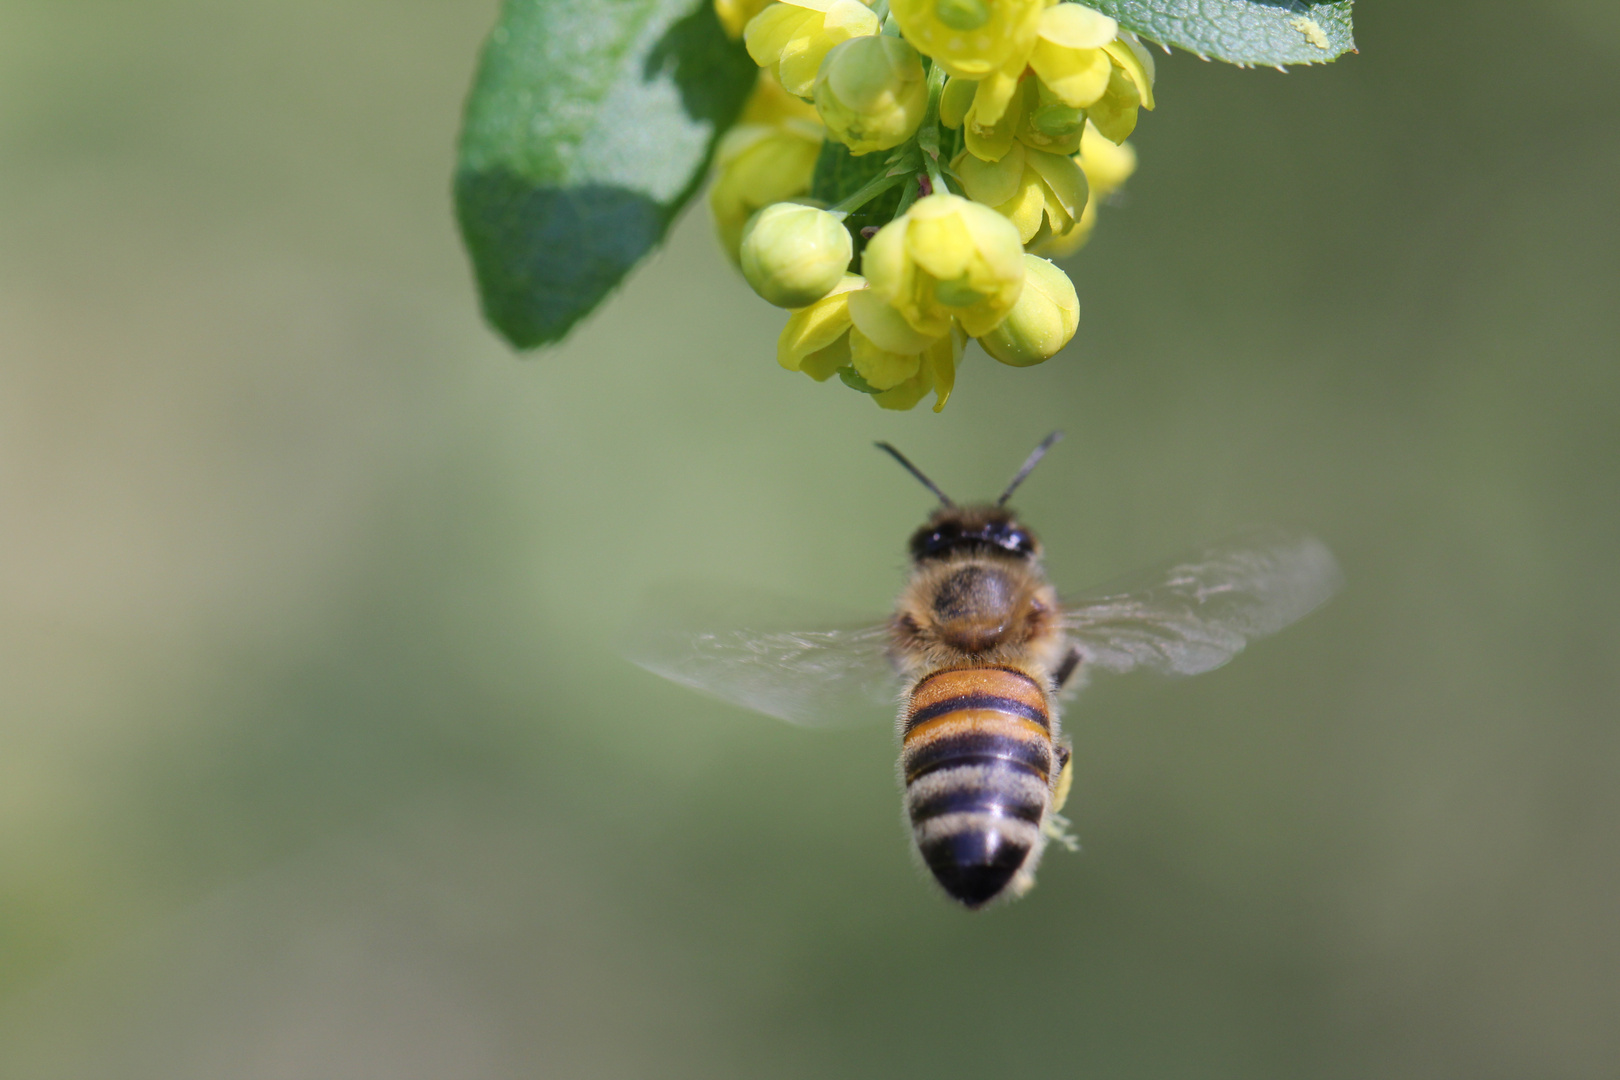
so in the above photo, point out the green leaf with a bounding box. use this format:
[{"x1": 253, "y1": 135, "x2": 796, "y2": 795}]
[
  {"x1": 810, "y1": 141, "x2": 906, "y2": 260},
  {"x1": 455, "y1": 0, "x2": 757, "y2": 349},
  {"x1": 1090, "y1": 0, "x2": 1356, "y2": 67}
]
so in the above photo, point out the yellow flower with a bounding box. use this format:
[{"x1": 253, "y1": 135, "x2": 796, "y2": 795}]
[
  {"x1": 940, "y1": 10, "x2": 1158, "y2": 161},
  {"x1": 847, "y1": 286, "x2": 945, "y2": 357},
  {"x1": 863, "y1": 193, "x2": 1026, "y2": 338},
  {"x1": 813, "y1": 35, "x2": 929, "y2": 155},
  {"x1": 1016, "y1": 78, "x2": 1086, "y2": 155},
  {"x1": 872, "y1": 331, "x2": 961, "y2": 411},
  {"x1": 976, "y1": 254, "x2": 1078, "y2": 366},
  {"x1": 778, "y1": 274, "x2": 866, "y2": 380},
  {"x1": 1087, "y1": 34, "x2": 1156, "y2": 143},
  {"x1": 745, "y1": 0, "x2": 882, "y2": 99},
  {"x1": 777, "y1": 277, "x2": 962, "y2": 410},
  {"x1": 947, "y1": 71, "x2": 1087, "y2": 162},
  {"x1": 709, "y1": 117, "x2": 824, "y2": 264},
  {"x1": 1031, "y1": 120, "x2": 1135, "y2": 257},
  {"x1": 847, "y1": 304, "x2": 963, "y2": 411},
  {"x1": 716, "y1": 0, "x2": 774, "y2": 39},
  {"x1": 952, "y1": 142, "x2": 1087, "y2": 243},
  {"x1": 959, "y1": 70, "x2": 1030, "y2": 161},
  {"x1": 890, "y1": 0, "x2": 1044, "y2": 80}
]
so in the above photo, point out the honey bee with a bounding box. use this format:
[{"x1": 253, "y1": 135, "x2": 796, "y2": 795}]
[{"x1": 633, "y1": 433, "x2": 1341, "y2": 908}]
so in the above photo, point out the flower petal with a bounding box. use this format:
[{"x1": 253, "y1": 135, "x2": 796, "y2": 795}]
[
  {"x1": 1036, "y1": 3, "x2": 1117, "y2": 49},
  {"x1": 850, "y1": 327, "x2": 923, "y2": 389},
  {"x1": 953, "y1": 142, "x2": 1026, "y2": 208},
  {"x1": 847, "y1": 288, "x2": 945, "y2": 354},
  {"x1": 1024, "y1": 147, "x2": 1088, "y2": 221},
  {"x1": 1103, "y1": 39, "x2": 1154, "y2": 111},
  {"x1": 776, "y1": 274, "x2": 862, "y2": 369}
]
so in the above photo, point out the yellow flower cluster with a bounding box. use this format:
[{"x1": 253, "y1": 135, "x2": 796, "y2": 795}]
[{"x1": 711, "y1": 0, "x2": 1153, "y2": 411}]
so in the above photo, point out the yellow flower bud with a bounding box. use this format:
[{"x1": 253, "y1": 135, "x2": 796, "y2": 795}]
[
  {"x1": 745, "y1": 0, "x2": 882, "y2": 99},
  {"x1": 716, "y1": 0, "x2": 774, "y2": 39},
  {"x1": 740, "y1": 203, "x2": 854, "y2": 308},
  {"x1": 862, "y1": 193, "x2": 1026, "y2": 338},
  {"x1": 814, "y1": 35, "x2": 928, "y2": 155},
  {"x1": 709, "y1": 120, "x2": 824, "y2": 263},
  {"x1": 1028, "y1": 3, "x2": 1116, "y2": 109},
  {"x1": 890, "y1": 0, "x2": 1044, "y2": 80},
  {"x1": 777, "y1": 274, "x2": 865, "y2": 380},
  {"x1": 976, "y1": 254, "x2": 1078, "y2": 366}
]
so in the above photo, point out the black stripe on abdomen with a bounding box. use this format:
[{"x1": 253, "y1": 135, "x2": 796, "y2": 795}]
[
  {"x1": 904, "y1": 731, "x2": 1052, "y2": 783},
  {"x1": 909, "y1": 775, "x2": 1046, "y2": 825},
  {"x1": 905, "y1": 693, "x2": 1048, "y2": 733}
]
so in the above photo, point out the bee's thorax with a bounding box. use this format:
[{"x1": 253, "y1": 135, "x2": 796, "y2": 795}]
[
  {"x1": 932, "y1": 564, "x2": 1014, "y2": 651},
  {"x1": 891, "y1": 552, "x2": 1063, "y2": 675}
]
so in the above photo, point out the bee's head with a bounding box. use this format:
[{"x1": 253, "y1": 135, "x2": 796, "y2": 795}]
[
  {"x1": 908, "y1": 505, "x2": 1040, "y2": 562},
  {"x1": 876, "y1": 433, "x2": 1061, "y2": 564}
]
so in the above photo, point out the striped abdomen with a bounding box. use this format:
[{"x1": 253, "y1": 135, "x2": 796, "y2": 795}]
[{"x1": 902, "y1": 666, "x2": 1053, "y2": 908}]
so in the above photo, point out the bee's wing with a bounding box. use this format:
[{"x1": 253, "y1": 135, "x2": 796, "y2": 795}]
[
  {"x1": 625, "y1": 585, "x2": 898, "y2": 728},
  {"x1": 1061, "y1": 530, "x2": 1342, "y2": 678}
]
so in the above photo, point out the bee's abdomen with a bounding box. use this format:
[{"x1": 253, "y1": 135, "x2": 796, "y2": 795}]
[{"x1": 902, "y1": 667, "x2": 1053, "y2": 908}]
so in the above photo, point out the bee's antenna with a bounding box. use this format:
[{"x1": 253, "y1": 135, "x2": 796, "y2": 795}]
[
  {"x1": 997, "y1": 431, "x2": 1063, "y2": 506},
  {"x1": 875, "y1": 442, "x2": 954, "y2": 507}
]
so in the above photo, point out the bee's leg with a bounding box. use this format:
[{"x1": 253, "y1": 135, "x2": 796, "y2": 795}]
[
  {"x1": 1042, "y1": 744, "x2": 1080, "y2": 852},
  {"x1": 1052, "y1": 645, "x2": 1083, "y2": 691},
  {"x1": 1051, "y1": 744, "x2": 1074, "y2": 812},
  {"x1": 1044, "y1": 646, "x2": 1084, "y2": 852}
]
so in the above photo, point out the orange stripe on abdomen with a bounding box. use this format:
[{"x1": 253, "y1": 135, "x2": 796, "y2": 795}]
[
  {"x1": 905, "y1": 666, "x2": 1050, "y2": 734},
  {"x1": 901, "y1": 666, "x2": 1053, "y2": 783}
]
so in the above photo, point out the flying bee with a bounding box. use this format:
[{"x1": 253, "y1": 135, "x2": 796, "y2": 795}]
[{"x1": 633, "y1": 433, "x2": 1342, "y2": 908}]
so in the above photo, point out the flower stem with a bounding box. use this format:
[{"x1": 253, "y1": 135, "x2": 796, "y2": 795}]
[
  {"x1": 827, "y1": 160, "x2": 910, "y2": 218},
  {"x1": 916, "y1": 59, "x2": 951, "y2": 197}
]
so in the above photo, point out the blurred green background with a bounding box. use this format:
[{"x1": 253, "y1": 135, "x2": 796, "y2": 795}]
[{"x1": 2, "y1": 1, "x2": 1617, "y2": 1076}]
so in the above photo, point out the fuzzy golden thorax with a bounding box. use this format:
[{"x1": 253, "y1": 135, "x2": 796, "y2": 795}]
[{"x1": 888, "y1": 505, "x2": 1067, "y2": 680}]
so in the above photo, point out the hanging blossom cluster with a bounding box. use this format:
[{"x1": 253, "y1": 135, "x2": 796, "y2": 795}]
[{"x1": 711, "y1": 0, "x2": 1150, "y2": 411}]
